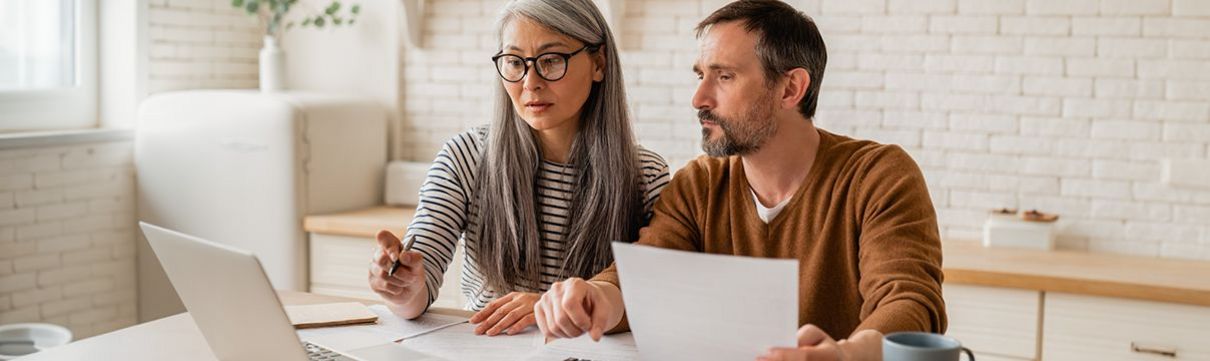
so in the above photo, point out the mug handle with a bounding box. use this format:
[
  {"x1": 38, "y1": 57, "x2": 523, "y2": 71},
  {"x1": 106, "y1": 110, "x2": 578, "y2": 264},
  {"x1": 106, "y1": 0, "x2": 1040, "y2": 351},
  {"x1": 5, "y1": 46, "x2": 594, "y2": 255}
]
[{"x1": 961, "y1": 347, "x2": 975, "y2": 361}]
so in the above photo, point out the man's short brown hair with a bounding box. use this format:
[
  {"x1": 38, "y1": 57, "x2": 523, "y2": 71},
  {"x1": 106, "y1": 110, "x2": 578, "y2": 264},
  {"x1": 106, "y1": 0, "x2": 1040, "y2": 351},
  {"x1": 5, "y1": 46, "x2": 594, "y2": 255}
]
[{"x1": 696, "y1": 0, "x2": 828, "y2": 119}]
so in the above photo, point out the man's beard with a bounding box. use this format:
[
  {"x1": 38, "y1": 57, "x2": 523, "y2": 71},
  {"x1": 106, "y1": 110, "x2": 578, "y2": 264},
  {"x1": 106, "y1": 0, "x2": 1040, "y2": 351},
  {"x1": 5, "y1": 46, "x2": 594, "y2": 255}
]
[{"x1": 699, "y1": 91, "x2": 778, "y2": 157}]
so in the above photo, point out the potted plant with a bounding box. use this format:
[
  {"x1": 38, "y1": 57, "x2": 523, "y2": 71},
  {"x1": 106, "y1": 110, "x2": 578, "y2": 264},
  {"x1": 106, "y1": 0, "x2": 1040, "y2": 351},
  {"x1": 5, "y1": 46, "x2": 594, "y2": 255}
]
[{"x1": 230, "y1": 0, "x2": 361, "y2": 92}]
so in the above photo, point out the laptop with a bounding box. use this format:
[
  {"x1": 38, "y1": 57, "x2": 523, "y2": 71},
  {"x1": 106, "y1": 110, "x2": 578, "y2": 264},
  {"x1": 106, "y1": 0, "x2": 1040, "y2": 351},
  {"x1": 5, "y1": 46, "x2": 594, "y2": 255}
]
[{"x1": 140, "y1": 222, "x2": 441, "y2": 361}]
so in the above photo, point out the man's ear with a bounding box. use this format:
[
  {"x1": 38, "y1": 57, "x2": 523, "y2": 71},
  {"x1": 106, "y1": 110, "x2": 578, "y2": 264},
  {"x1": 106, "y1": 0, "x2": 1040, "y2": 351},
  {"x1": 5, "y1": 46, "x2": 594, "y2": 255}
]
[
  {"x1": 780, "y1": 68, "x2": 810, "y2": 111},
  {"x1": 592, "y1": 49, "x2": 606, "y2": 82}
]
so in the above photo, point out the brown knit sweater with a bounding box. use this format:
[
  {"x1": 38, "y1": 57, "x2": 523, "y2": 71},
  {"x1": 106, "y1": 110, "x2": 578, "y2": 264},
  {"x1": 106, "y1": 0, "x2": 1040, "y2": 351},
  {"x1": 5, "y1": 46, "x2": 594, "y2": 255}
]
[{"x1": 592, "y1": 129, "x2": 947, "y2": 337}]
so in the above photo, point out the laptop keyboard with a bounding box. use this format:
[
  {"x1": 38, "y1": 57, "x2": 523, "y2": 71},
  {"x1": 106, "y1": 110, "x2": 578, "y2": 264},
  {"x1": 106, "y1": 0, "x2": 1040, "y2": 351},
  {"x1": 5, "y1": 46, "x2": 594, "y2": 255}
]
[{"x1": 304, "y1": 341, "x2": 347, "y2": 361}]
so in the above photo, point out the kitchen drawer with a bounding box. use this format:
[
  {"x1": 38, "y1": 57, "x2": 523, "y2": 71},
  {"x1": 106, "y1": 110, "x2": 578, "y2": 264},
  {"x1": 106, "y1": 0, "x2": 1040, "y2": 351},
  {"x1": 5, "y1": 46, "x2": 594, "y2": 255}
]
[
  {"x1": 943, "y1": 284, "x2": 1041, "y2": 360},
  {"x1": 1042, "y1": 292, "x2": 1210, "y2": 360},
  {"x1": 309, "y1": 233, "x2": 466, "y2": 309}
]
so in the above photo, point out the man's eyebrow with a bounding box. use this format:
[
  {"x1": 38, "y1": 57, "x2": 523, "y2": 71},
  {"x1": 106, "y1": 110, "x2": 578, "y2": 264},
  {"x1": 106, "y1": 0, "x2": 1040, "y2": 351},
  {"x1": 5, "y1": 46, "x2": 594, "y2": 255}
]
[{"x1": 695, "y1": 63, "x2": 736, "y2": 73}]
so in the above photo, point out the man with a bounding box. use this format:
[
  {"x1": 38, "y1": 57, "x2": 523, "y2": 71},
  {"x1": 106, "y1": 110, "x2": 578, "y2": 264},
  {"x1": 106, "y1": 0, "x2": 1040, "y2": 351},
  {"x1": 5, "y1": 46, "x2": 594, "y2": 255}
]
[{"x1": 532, "y1": 1, "x2": 946, "y2": 359}]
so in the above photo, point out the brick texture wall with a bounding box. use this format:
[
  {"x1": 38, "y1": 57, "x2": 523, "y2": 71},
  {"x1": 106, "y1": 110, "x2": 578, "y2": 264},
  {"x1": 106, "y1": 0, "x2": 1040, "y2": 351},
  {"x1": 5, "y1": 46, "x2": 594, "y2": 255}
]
[
  {"x1": 398, "y1": 0, "x2": 1210, "y2": 260},
  {"x1": 147, "y1": 0, "x2": 261, "y2": 92},
  {"x1": 0, "y1": 143, "x2": 137, "y2": 339}
]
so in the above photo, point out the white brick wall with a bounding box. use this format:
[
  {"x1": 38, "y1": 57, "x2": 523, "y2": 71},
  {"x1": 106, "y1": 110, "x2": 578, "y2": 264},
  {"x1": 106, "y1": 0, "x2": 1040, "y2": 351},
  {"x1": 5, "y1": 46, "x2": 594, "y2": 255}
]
[
  {"x1": 0, "y1": 142, "x2": 137, "y2": 339},
  {"x1": 147, "y1": 0, "x2": 261, "y2": 92},
  {"x1": 398, "y1": 0, "x2": 1210, "y2": 261}
]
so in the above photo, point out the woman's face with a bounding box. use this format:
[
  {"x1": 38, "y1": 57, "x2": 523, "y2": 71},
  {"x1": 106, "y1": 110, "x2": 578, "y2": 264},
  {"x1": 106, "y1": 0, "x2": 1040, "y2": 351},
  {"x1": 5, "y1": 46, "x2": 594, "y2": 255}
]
[{"x1": 497, "y1": 17, "x2": 604, "y2": 134}]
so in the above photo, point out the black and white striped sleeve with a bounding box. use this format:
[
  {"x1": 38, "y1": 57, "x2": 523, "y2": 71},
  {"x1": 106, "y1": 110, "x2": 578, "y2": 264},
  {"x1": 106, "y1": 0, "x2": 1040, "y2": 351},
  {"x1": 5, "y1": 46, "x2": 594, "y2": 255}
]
[
  {"x1": 638, "y1": 148, "x2": 671, "y2": 222},
  {"x1": 402, "y1": 130, "x2": 482, "y2": 309}
]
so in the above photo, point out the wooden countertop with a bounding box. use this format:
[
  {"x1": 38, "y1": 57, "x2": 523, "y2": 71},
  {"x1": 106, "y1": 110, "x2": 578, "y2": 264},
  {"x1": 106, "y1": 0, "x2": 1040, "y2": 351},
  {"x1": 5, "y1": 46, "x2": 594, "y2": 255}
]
[
  {"x1": 943, "y1": 241, "x2": 1210, "y2": 307},
  {"x1": 304, "y1": 206, "x2": 1210, "y2": 307},
  {"x1": 304, "y1": 206, "x2": 415, "y2": 238}
]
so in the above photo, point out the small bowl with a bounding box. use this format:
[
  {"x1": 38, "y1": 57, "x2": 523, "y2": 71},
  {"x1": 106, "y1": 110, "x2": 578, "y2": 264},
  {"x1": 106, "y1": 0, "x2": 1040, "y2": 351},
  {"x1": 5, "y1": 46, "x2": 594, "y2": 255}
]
[{"x1": 0, "y1": 323, "x2": 73, "y2": 360}]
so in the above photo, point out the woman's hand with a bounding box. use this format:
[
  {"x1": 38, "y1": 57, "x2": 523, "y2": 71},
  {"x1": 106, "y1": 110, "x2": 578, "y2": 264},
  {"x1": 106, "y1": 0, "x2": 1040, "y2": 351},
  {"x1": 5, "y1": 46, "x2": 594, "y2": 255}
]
[
  {"x1": 367, "y1": 230, "x2": 427, "y2": 319},
  {"x1": 470, "y1": 292, "x2": 541, "y2": 336}
]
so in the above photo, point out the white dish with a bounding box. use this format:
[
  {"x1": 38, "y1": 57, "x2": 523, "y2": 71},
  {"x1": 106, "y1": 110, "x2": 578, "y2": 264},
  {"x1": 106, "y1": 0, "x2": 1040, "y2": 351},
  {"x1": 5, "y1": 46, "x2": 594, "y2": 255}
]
[
  {"x1": 983, "y1": 216, "x2": 1056, "y2": 251},
  {"x1": 0, "y1": 323, "x2": 72, "y2": 360}
]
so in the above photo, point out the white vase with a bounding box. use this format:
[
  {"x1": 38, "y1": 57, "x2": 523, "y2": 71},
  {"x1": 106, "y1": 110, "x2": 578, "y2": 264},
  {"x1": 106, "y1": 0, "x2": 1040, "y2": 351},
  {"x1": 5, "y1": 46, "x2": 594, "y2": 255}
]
[{"x1": 259, "y1": 35, "x2": 287, "y2": 92}]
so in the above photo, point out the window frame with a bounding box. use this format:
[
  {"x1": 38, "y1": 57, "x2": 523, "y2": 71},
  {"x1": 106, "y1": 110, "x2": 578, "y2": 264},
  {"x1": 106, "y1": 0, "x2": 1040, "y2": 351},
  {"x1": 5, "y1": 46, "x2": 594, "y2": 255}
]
[{"x1": 0, "y1": 0, "x2": 98, "y2": 132}]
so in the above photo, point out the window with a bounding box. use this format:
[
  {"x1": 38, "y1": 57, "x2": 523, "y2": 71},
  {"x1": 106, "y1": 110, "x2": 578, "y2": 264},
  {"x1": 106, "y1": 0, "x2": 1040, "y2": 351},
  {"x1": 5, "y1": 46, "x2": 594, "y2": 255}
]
[{"x1": 0, "y1": 0, "x2": 97, "y2": 131}]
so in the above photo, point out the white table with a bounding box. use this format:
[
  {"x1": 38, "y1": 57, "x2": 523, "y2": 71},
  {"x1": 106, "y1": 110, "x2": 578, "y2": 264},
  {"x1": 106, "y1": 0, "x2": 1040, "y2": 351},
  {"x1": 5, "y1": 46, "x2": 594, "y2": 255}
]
[{"x1": 18, "y1": 291, "x2": 631, "y2": 360}]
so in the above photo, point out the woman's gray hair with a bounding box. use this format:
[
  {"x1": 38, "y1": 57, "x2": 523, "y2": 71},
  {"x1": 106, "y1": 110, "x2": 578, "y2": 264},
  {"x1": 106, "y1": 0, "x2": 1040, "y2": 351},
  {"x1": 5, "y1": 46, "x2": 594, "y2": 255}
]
[{"x1": 474, "y1": 0, "x2": 642, "y2": 294}]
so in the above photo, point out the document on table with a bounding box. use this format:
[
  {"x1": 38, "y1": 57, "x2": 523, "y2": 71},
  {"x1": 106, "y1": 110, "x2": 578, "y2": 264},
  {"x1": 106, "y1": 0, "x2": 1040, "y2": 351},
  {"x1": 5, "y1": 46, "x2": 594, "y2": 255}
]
[
  {"x1": 296, "y1": 304, "x2": 468, "y2": 351},
  {"x1": 523, "y1": 332, "x2": 639, "y2": 360},
  {"x1": 398, "y1": 322, "x2": 545, "y2": 361},
  {"x1": 382, "y1": 306, "x2": 471, "y2": 340},
  {"x1": 612, "y1": 242, "x2": 799, "y2": 361}
]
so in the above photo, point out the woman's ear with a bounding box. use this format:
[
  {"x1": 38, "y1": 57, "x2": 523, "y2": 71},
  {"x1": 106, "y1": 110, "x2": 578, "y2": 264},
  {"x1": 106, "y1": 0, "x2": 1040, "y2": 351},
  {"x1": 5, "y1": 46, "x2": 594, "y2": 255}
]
[{"x1": 592, "y1": 50, "x2": 606, "y2": 82}]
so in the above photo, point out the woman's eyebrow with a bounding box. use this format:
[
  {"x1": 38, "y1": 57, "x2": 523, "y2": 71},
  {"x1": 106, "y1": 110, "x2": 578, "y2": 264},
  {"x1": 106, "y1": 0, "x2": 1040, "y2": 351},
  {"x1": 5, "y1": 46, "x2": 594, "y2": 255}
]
[{"x1": 503, "y1": 41, "x2": 571, "y2": 53}]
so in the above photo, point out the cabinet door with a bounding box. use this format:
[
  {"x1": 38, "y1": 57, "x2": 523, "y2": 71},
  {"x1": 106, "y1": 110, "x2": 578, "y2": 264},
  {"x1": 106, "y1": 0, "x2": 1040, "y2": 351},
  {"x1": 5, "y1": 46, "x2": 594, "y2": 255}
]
[
  {"x1": 944, "y1": 284, "x2": 1041, "y2": 360},
  {"x1": 309, "y1": 234, "x2": 379, "y2": 300},
  {"x1": 1042, "y1": 292, "x2": 1210, "y2": 361}
]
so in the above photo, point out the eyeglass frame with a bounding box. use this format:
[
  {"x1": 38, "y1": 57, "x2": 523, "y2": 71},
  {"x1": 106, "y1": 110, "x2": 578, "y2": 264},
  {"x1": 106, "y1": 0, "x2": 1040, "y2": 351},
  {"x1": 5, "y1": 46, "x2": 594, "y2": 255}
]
[{"x1": 490, "y1": 44, "x2": 602, "y2": 83}]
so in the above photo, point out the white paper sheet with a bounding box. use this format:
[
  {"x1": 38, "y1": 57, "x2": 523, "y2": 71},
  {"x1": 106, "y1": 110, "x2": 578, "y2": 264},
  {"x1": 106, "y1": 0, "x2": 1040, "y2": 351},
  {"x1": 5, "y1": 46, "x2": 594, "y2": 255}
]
[
  {"x1": 296, "y1": 304, "x2": 469, "y2": 351},
  {"x1": 523, "y1": 332, "x2": 639, "y2": 360},
  {"x1": 611, "y1": 242, "x2": 799, "y2": 361},
  {"x1": 383, "y1": 307, "x2": 471, "y2": 340},
  {"x1": 397, "y1": 322, "x2": 545, "y2": 361}
]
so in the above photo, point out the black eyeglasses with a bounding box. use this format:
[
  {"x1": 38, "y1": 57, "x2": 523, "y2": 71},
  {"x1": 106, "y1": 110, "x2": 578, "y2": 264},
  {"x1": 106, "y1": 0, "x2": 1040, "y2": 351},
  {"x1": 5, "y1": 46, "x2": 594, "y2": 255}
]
[{"x1": 491, "y1": 44, "x2": 600, "y2": 83}]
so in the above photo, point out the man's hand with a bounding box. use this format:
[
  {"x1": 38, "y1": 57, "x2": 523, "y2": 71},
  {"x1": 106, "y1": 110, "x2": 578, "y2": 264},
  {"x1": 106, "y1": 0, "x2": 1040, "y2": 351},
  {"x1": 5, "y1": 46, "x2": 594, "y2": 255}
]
[
  {"x1": 470, "y1": 292, "x2": 540, "y2": 336},
  {"x1": 756, "y1": 325, "x2": 883, "y2": 361},
  {"x1": 533, "y1": 278, "x2": 625, "y2": 341}
]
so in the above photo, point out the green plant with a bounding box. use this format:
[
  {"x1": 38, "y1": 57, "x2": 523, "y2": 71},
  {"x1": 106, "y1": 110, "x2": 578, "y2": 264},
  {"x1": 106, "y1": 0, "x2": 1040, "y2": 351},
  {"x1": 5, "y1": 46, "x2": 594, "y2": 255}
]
[{"x1": 231, "y1": 0, "x2": 361, "y2": 37}]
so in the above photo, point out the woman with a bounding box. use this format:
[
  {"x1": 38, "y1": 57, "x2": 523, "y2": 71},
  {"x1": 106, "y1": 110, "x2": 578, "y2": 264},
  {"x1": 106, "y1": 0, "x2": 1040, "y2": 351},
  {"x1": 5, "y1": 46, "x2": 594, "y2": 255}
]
[{"x1": 367, "y1": 0, "x2": 670, "y2": 337}]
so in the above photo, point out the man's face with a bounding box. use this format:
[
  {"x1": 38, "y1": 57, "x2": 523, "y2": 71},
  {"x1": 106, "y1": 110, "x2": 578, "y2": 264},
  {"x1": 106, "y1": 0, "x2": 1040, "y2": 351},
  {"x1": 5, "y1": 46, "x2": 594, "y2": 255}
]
[{"x1": 692, "y1": 21, "x2": 780, "y2": 157}]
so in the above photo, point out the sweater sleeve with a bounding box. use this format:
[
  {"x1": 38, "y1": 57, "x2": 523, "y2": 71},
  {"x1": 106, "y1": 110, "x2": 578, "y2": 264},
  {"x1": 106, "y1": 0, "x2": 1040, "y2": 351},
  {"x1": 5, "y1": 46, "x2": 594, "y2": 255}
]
[
  {"x1": 403, "y1": 130, "x2": 481, "y2": 311},
  {"x1": 852, "y1": 146, "x2": 947, "y2": 335}
]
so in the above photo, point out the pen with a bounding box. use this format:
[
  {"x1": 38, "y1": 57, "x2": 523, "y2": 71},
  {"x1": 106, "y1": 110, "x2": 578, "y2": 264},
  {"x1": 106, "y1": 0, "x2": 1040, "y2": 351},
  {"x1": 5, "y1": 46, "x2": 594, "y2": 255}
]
[{"x1": 387, "y1": 234, "x2": 416, "y2": 277}]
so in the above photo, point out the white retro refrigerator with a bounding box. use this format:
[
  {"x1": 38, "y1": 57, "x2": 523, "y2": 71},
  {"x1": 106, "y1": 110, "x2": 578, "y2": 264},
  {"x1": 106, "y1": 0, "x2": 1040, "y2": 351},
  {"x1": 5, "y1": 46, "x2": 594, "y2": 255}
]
[{"x1": 135, "y1": 90, "x2": 387, "y2": 321}]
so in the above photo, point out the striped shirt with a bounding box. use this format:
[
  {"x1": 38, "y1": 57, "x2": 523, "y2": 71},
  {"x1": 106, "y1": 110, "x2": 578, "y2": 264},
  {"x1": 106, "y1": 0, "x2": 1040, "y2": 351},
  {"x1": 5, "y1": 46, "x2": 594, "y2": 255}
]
[{"x1": 403, "y1": 127, "x2": 671, "y2": 311}]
